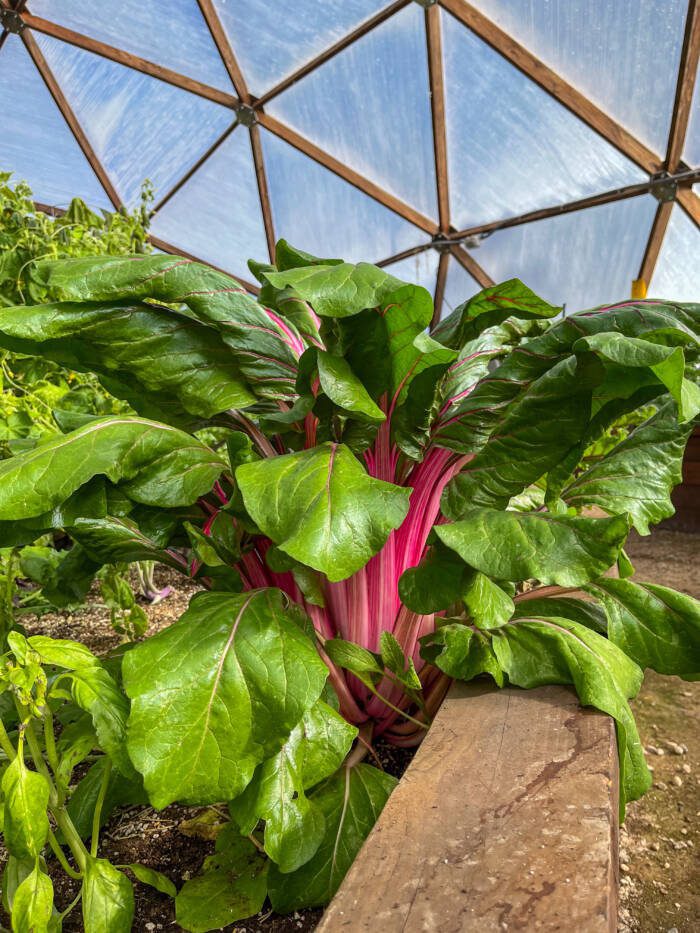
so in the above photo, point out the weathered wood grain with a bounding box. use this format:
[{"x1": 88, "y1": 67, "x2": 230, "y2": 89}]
[{"x1": 318, "y1": 682, "x2": 618, "y2": 932}]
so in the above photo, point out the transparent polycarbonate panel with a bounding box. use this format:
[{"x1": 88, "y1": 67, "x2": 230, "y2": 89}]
[
  {"x1": 150, "y1": 128, "x2": 270, "y2": 282},
  {"x1": 268, "y1": 5, "x2": 436, "y2": 218},
  {"x1": 30, "y1": 0, "x2": 231, "y2": 90},
  {"x1": 648, "y1": 206, "x2": 700, "y2": 302},
  {"x1": 685, "y1": 84, "x2": 700, "y2": 167},
  {"x1": 384, "y1": 249, "x2": 440, "y2": 295},
  {"x1": 261, "y1": 130, "x2": 422, "y2": 263},
  {"x1": 442, "y1": 10, "x2": 646, "y2": 229},
  {"x1": 468, "y1": 0, "x2": 686, "y2": 155},
  {"x1": 475, "y1": 196, "x2": 657, "y2": 313},
  {"x1": 213, "y1": 0, "x2": 381, "y2": 94},
  {"x1": 442, "y1": 255, "x2": 482, "y2": 317},
  {"x1": 35, "y1": 35, "x2": 233, "y2": 208},
  {"x1": 0, "y1": 36, "x2": 110, "y2": 209}
]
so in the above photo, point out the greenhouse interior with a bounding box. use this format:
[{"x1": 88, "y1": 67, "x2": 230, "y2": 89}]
[{"x1": 0, "y1": 0, "x2": 698, "y2": 931}]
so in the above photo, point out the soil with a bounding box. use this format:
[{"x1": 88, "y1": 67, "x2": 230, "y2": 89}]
[
  {"x1": 6, "y1": 534, "x2": 699, "y2": 932},
  {"x1": 619, "y1": 531, "x2": 700, "y2": 933}
]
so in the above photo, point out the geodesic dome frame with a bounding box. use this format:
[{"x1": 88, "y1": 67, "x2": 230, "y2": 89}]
[{"x1": 1, "y1": 0, "x2": 699, "y2": 321}]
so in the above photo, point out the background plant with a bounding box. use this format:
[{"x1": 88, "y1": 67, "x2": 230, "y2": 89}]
[{"x1": 0, "y1": 243, "x2": 697, "y2": 930}]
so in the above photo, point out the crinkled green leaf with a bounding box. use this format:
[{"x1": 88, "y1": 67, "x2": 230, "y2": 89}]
[
  {"x1": 11, "y1": 860, "x2": 53, "y2": 933},
  {"x1": 2, "y1": 757, "x2": 50, "y2": 860},
  {"x1": 0, "y1": 479, "x2": 107, "y2": 547},
  {"x1": 432, "y1": 279, "x2": 560, "y2": 349},
  {"x1": 573, "y1": 332, "x2": 700, "y2": 422},
  {"x1": 420, "y1": 623, "x2": 504, "y2": 686},
  {"x1": 462, "y1": 571, "x2": 515, "y2": 629},
  {"x1": 316, "y1": 350, "x2": 385, "y2": 422},
  {"x1": 0, "y1": 299, "x2": 255, "y2": 420},
  {"x1": 491, "y1": 614, "x2": 649, "y2": 814},
  {"x1": 398, "y1": 541, "x2": 470, "y2": 614},
  {"x1": 35, "y1": 255, "x2": 302, "y2": 400},
  {"x1": 588, "y1": 578, "x2": 700, "y2": 678},
  {"x1": 82, "y1": 856, "x2": 134, "y2": 933},
  {"x1": 433, "y1": 508, "x2": 630, "y2": 586},
  {"x1": 0, "y1": 417, "x2": 226, "y2": 520},
  {"x1": 122, "y1": 590, "x2": 328, "y2": 807},
  {"x1": 561, "y1": 403, "x2": 693, "y2": 534},
  {"x1": 175, "y1": 831, "x2": 268, "y2": 933},
  {"x1": 444, "y1": 353, "x2": 603, "y2": 511},
  {"x1": 236, "y1": 443, "x2": 410, "y2": 582},
  {"x1": 512, "y1": 596, "x2": 608, "y2": 634},
  {"x1": 268, "y1": 764, "x2": 397, "y2": 912}
]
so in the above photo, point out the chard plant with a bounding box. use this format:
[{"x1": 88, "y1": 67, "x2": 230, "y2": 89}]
[{"x1": 0, "y1": 242, "x2": 697, "y2": 930}]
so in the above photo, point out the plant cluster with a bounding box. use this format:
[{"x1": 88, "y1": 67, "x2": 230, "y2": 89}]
[{"x1": 0, "y1": 242, "x2": 697, "y2": 929}]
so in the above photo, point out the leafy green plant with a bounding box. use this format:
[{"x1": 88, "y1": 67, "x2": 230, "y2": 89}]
[
  {"x1": 0, "y1": 172, "x2": 151, "y2": 450},
  {"x1": 0, "y1": 243, "x2": 697, "y2": 929}
]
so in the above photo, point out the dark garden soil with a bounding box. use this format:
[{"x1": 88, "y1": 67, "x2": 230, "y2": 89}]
[
  {"x1": 619, "y1": 531, "x2": 700, "y2": 933},
  {"x1": 4, "y1": 534, "x2": 698, "y2": 931}
]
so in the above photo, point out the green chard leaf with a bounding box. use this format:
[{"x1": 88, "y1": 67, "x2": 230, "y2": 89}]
[
  {"x1": 123, "y1": 590, "x2": 328, "y2": 807},
  {"x1": 0, "y1": 416, "x2": 226, "y2": 520},
  {"x1": 35, "y1": 255, "x2": 302, "y2": 400},
  {"x1": 267, "y1": 764, "x2": 397, "y2": 912},
  {"x1": 490, "y1": 614, "x2": 649, "y2": 814},
  {"x1": 432, "y1": 278, "x2": 560, "y2": 349},
  {"x1": 315, "y1": 349, "x2": 385, "y2": 423},
  {"x1": 420, "y1": 623, "x2": 504, "y2": 686},
  {"x1": 236, "y1": 443, "x2": 410, "y2": 582},
  {"x1": 65, "y1": 665, "x2": 134, "y2": 778},
  {"x1": 561, "y1": 402, "x2": 693, "y2": 534},
  {"x1": 70, "y1": 514, "x2": 184, "y2": 569},
  {"x1": 82, "y1": 857, "x2": 134, "y2": 933},
  {"x1": 0, "y1": 299, "x2": 256, "y2": 421},
  {"x1": 588, "y1": 578, "x2": 700, "y2": 678},
  {"x1": 175, "y1": 829, "x2": 268, "y2": 933},
  {"x1": 431, "y1": 508, "x2": 630, "y2": 586}
]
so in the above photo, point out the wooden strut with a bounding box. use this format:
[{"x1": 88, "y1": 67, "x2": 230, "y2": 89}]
[
  {"x1": 425, "y1": 4, "x2": 450, "y2": 233},
  {"x1": 638, "y1": 0, "x2": 700, "y2": 284},
  {"x1": 450, "y1": 243, "x2": 494, "y2": 289},
  {"x1": 21, "y1": 30, "x2": 122, "y2": 210},
  {"x1": 432, "y1": 251, "x2": 449, "y2": 328}
]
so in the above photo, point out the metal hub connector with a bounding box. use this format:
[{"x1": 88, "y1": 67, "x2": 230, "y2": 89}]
[
  {"x1": 0, "y1": 10, "x2": 25, "y2": 33},
  {"x1": 236, "y1": 104, "x2": 257, "y2": 127}
]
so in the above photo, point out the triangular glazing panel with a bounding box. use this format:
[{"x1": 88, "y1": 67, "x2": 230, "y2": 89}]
[
  {"x1": 149, "y1": 127, "x2": 270, "y2": 282},
  {"x1": 442, "y1": 254, "x2": 482, "y2": 318},
  {"x1": 0, "y1": 36, "x2": 111, "y2": 209},
  {"x1": 442, "y1": 9, "x2": 647, "y2": 229},
  {"x1": 30, "y1": 0, "x2": 232, "y2": 90},
  {"x1": 384, "y1": 249, "x2": 439, "y2": 296},
  {"x1": 468, "y1": 0, "x2": 687, "y2": 156},
  {"x1": 474, "y1": 196, "x2": 657, "y2": 312},
  {"x1": 212, "y1": 0, "x2": 382, "y2": 95},
  {"x1": 260, "y1": 129, "x2": 422, "y2": 263},
  {"x1": 34, "y1": 34, "x2": 233, "y2": 208},
  {"x1": 268, "y1": 4, "x2": 437, "y2": 218},
  {"x1": 649, "y1": 205, "x2": 700, "y2": 302}
]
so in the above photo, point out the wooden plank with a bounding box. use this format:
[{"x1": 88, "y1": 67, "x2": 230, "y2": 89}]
[
  {"x1": 450, "y1": 243, "x2": 494, "y2": 288},
  {"x1": 425, "y1": 4, "x2": 450, "y2": 232},
  {"x1": 257, "y1": 112, "x2": 439, "y2": 235},
  {"x1": 319, "y1": 682, "x2": 618, "y2": 932},
  {"x1": 195, "y1": 0, "x2": 250, "y2": 103},
  {"x1": 666, "y1": 0, "x2": 700, "y2": 169},
  {"x1": 249, "y1": 124, "x2": 276, "y2": 261},
  {"x1": 255, "y1": 0, "x2": 410, "y2": 107},
  {"x1": 147, "y1": 235, "x2": 259, "y2": 294},
  {"x1": 440, "y1": 0, "x2": 662, "y2": 175},
  {"x1": 432, "y1": 250, "x2": 449, "y2": 328},
  {"x1": 677, "y1": 186, "x2": 700, "y2": 228},
  {"x1": 22, "y1": 31, "x2": 122, "y2": 209},
  {"x1": 21, "y1": 13, "x2": 238, "y2": 109},
  {"x1": 638, "y1": 200, "x2": 674, "y2": 285}
]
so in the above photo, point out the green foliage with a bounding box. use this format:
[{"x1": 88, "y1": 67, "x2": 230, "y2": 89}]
[{"x1": 0, "y1": 241, "x2": 697, "y2": 929}]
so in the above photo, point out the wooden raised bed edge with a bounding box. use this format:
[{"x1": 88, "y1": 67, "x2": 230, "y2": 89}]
[{"x1": 318, "y1": 682, "x2": 618, "y2": 932}]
